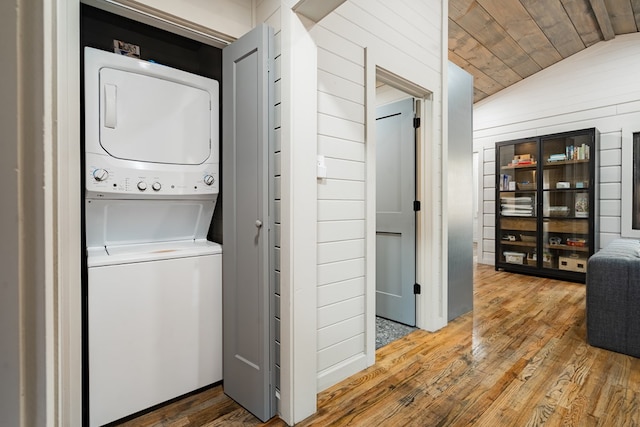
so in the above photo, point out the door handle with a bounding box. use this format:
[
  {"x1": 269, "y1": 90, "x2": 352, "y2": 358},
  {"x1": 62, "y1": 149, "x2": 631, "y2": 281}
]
[
  {"x1": 104, "y1": 84, "x2": 117, "y2": 128},
  {"x1": 255, "y1": 220, "x2": 263, "y2": 228}
]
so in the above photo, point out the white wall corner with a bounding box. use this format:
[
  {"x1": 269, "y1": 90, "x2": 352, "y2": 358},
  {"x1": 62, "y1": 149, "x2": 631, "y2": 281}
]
[
  {"x1": 278, "y1": 4, "x2": 318, "y2": 425},
  {"x1": 364, "y1": 47, "x2": 376, "y2": 367},
  {"x1": 416, "y1": 0, "x2": 448, "y2": 333},
  {"x1": 438, "y1": 0, "x2": 449, "y2": 330},
  {"x1": 56, "y1": 0, "x2": 83, "y2": 425},
  {"x1": 418, "y1": 89, "x2": 448, "y2": 333}
]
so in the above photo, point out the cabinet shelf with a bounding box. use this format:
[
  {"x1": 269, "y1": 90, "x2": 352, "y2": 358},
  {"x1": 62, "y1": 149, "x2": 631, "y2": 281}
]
[
  {"x1": 500, "y1": 241, "x2": 536, "y2": 248},
  {"x1": 501, "y1": 163, "x2": 537, "y2": 170},
  {"x1": 543, "y1": 188, "x2": 589, "y2": 192},
  {"x1": 544, "y1": 244, "x2": 589, "y2": 252},
  {"x1": 543, "y1": 216, "x2": 588, "y2": 220},
  {"x1": 495, "y1": 128, "x2": 598, "y2": 282},
  {"x1": 543, "y1": 159, "x2": 589, "y2": 166}
]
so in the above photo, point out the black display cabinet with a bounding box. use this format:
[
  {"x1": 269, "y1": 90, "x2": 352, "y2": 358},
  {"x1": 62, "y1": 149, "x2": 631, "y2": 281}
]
[{"x1": 495, "y1": 128, "x2": 599, "y2": 282}]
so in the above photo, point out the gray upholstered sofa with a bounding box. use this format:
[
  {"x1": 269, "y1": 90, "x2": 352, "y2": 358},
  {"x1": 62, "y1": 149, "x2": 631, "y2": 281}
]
[{"x1": 586, "y1": 239, "x2": 640, "y2": 358}]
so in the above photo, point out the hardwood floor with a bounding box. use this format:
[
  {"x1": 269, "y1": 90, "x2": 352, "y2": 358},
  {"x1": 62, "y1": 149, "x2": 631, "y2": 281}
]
[{"x1": 116, "y1": 264, "x2": 640, "y2": 426}]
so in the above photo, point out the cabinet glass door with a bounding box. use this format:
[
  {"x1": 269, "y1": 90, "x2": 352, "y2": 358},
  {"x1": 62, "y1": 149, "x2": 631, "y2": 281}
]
[
  {"x1": 541, "y1": 133, "x2": 592, "y2": 274},
  {"x1": 497, "y1": 139, "x2": 538, "y2": 269}
]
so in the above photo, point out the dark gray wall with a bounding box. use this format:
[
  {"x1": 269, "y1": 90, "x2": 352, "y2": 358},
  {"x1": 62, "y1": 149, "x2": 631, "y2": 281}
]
[{"x1": 447, "y1": 62, "x2": 474, "y2": 321}]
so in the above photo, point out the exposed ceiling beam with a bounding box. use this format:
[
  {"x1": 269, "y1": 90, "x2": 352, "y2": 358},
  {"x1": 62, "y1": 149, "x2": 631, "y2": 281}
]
[{"x1": 589, "y1": 0, "x2": 616, "y2": 40}]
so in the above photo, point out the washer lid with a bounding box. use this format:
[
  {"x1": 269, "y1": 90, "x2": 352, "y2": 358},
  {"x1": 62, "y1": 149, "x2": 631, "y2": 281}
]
[{"x1": 99, "y1": 67, "x2": 212, "y2": 165}]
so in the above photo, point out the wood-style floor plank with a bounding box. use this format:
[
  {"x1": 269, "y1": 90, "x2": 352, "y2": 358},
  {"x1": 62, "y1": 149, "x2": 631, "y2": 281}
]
[{"x1": 114, "y1": 264, "x2": 640, "y2": 426}]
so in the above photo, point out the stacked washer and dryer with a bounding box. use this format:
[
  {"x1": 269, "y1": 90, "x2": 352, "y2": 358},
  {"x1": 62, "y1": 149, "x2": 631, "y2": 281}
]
[{"x1": 84, "y1": 47, "x2": 222, "y2": 426}]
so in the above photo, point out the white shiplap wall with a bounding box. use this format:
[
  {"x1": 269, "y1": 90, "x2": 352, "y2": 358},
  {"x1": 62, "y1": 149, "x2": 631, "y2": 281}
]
[
  {"x1": 474, "y1": 33, "x2": 640, "y2": 265},
  {"x1": 311, "y1": 17, "x2": 367, "y2": 391},
  {"x1": 310, "y1": 0, "x2": 444, "y2": 391}
]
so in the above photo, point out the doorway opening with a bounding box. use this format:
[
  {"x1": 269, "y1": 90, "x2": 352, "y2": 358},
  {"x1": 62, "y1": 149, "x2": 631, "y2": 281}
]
[{"x1": 374, "y1": 81, "x2": 419, "y2": 348}]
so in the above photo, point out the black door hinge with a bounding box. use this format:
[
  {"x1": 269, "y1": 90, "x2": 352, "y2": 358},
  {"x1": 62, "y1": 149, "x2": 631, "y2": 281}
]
[
  {"x1": 413, "y1": 117, "x2": 421, "y2": 128},
  {"x1": 413, "y1": 200, "x2": 421, "y2": 211},
  {"x1": 413, "y1": 283, "x2": 421, "y2": 294}
]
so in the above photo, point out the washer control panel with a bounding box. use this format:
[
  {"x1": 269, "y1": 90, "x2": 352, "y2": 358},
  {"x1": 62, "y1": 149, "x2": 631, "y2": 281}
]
[{"x1": 86, "y1": 153, "x2": 218, "y2": 197}]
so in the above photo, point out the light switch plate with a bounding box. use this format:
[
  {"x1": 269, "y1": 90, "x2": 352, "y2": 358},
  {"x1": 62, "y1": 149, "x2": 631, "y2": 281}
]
[{"x1": 317, "y1": 155, "x2": 327, "y2": 178}]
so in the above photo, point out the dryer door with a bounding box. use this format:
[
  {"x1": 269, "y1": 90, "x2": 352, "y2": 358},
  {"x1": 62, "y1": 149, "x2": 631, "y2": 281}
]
[{"x1": 99, "y1": 68, "x2": 213, "y2": 165}]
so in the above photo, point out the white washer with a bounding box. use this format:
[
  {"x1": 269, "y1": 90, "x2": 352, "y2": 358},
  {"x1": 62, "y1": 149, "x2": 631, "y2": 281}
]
[
  {"x1": 84, "y1": 47, "x2": 221, "y2": 426},
  {"x1": 88, "y1": 241, "x2": 221, "y2": 426}
]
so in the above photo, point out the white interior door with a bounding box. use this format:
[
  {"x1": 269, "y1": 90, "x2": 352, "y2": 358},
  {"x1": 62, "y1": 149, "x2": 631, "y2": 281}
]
[
  {"x1": 375, "y1": 98, "x2": 416, "y2": 326},
  {"x1": 222, "y1": 24, "x2": 275, "y2": 422}
]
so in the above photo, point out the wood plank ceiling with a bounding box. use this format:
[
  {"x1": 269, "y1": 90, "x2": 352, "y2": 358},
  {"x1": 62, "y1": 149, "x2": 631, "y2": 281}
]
[{"x1": 449, "y1": 0, "x2": 640, "y2": 103}]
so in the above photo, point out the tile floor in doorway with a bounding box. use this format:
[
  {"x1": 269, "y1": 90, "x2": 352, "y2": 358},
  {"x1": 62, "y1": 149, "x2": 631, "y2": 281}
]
[{"x1": 375, "y1": 317, "x2": 417, "y2": 349}]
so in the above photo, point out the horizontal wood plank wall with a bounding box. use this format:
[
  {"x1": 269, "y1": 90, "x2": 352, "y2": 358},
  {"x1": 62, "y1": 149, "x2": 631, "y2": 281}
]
[
  {"x1": 474, "y1": 33, "x2": 640, "y2": 265},
  {"x1": 310, "y1": 0, "x2": 443, "y2": 392},
  {"x1": 311, "y1": 17, "x2": 367, "y2": 392},
  {"x1": 256, "y1": 0, "x2": 282, "y2": 411}
]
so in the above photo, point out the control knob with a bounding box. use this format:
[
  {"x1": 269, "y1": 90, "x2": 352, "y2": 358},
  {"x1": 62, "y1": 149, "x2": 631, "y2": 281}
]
[
  {"x1": 152, "y1": 181, "x2": 162, "y2": 191},
  {"x1": 92, "y1": 168, "x2": 109, "y2": 182},
  {"x1": 204, "y1": 174, "x2": 215, "y2": 186},
  {"x1": 137, "y1": 181, "x2": 147, "y2": 191}
]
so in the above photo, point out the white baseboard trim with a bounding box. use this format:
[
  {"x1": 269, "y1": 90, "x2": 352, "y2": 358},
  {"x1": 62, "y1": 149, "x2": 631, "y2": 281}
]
[
  {"x1": 316, "y1": 353, "x2": 368, "y2": 393},
  {"x1": 480, "y1": 256, "x2": 495, "y2": 266}
]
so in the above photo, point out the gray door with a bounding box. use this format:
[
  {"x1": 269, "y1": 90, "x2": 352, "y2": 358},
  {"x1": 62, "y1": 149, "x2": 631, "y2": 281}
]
[
  {"x1": 222, "y1": 24, "x2": 274, "y2": 422},
  {"x1": 375, "y1": 98, "x2": 416, "y2": 326}
]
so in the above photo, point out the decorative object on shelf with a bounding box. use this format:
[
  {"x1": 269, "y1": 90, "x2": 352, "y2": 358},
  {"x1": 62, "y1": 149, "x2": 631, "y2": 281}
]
[
  {"x1": 548, "y1": 206, "x2": 570, "y2": 217},
  {"x1": 504, "y1": 251, "x2": 525, "y2": 264},
  {"x1": 510, "y1": 154, "x2": 536, "y2": 166},
  {"x1": 556, "y1": 181, "x2": 570, "y2": 189},
  {"x1": 549, "y1": 237, "x2": 562, "y2": 245},
  {"x1": 548, "y1": 153, "x2": 567, "y2": 162},
  {"x1": 575, "y1": 192, "x2": 588, "y2": 218},
  {"x1": 559, "y1": 255, "x2": 587, "y2": 273},
  {"x1": 566, "y1": 238, "x2": 586, "y2": 247},
  {"x1": 500, "y1": 196, "x2": 535, "y2": 217},
  {"x1": 517, "y1": 182, "x2": 536, "y2": 190},
  {"x1": 565, "y1": 143, "x2": 590, "y2": 161},
  {"x1": 500, "y1": 174, "x2": 512, "y2": 191}
]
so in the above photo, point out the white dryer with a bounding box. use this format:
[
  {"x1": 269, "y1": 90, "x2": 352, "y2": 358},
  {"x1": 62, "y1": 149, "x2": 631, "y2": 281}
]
[{"x1": 84, "y1": 47, "x2": 221, "y2": 427}]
